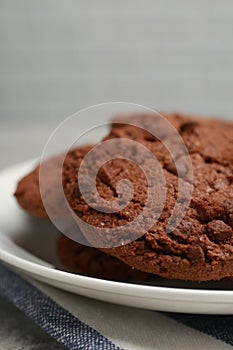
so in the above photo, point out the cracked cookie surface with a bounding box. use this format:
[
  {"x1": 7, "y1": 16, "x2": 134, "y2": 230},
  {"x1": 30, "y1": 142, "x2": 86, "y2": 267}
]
[{"x1": 62, "y1": 113, "x2": 233, "y2": 281}]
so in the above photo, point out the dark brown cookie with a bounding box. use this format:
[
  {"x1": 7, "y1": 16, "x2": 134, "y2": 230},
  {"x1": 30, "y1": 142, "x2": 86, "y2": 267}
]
[
  {"x1": 15, "y1": 155, "x2": 152, "y2": 282},
  {"x1": 62, "y1": 113, "x2": 233, "y2": 281},
  {"x1": 14, "y1": 145, "x2": 93, "y2": 218},
  {"x1": 57, "y1": 234, "x2": 151, "y2": 282}
]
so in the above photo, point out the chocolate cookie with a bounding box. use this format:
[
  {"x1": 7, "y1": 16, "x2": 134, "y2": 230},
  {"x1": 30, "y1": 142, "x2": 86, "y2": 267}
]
[
  {"x1": 15, "y1": 156, "x2": 152, "y2": 282},
  {"x1": 62, "y1": 113, "x2": 233, "y2": 281},
  {"x1": 14, "y1": 145, "x2": 93, "y2": 218},
  {"x1": 57, "y1": 234, "x2": 151, "y2": 282}
]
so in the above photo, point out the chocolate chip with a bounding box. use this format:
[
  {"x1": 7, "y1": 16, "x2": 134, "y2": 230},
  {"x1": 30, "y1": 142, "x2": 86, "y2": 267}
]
[
  {"x1": 207, "y1": 220, "x2": 233, "y2": 243},
  {"x1": 171, "y1": 222, "x2": 193, "y2": 241},
  {"x1": 165, "y1": 161, "x2": 177, "y2": 175},
  {"x1": 186, "y1": 246, "x2": 205, "y2": 263},
  {"x1": 179, "y1": 121, "x2": 199, "y2": 134}
]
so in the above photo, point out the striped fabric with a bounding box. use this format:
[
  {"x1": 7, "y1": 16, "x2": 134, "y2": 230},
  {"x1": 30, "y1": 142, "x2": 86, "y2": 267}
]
[
  {"x1": 0, "y1": 262, "x2": 233, "y2": 350},
  {"x1": 0, "y1": 263, "x2": 121, "y2": 350}
]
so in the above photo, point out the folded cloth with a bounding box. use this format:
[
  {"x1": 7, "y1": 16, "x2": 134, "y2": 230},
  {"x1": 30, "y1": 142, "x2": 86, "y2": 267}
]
[{"x1": 0, "y1": 262, "x2": 232, "y2": 350}]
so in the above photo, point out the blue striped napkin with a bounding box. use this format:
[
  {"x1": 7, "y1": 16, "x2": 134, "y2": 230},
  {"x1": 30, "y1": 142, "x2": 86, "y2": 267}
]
[{"x1": 0, "y1": 262, "x2": 233, "y2": 350}]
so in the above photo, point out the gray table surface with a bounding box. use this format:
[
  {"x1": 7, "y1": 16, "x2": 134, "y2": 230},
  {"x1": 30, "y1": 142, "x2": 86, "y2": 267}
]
[{"x1": 0, "y1": 295, "x2": 66, "y2": 350}]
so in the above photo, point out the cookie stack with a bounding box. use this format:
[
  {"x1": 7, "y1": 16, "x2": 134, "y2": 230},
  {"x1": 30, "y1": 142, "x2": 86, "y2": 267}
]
[{"x1": 15, "y1": 113, "x2": 233, "y2": 282}]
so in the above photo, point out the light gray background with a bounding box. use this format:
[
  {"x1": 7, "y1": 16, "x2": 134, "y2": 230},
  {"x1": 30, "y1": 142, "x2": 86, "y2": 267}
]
[
  {"x1": 1, "y1": 1, "x2": 233, "y2": 349},
  {"x1": 1, "y1": 0, "x2": 233, "y2": 168}
]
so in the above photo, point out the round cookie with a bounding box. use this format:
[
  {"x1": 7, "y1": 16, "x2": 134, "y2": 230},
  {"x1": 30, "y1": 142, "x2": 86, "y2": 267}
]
[
  {"x1": 62, "y1": 113, "x2": 233, "y2": 282},
  {"x1": 57, "y1": 234, "x2": 151, "y2": 282}
]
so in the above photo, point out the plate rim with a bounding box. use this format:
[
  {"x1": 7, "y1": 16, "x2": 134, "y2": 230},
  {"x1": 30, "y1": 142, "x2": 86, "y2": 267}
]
[{"x1": 1, "y1": 242, "x2": 233, "y2": 303}]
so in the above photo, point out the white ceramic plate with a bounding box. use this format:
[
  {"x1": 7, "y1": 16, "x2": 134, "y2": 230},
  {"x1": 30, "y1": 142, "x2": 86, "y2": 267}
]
[{"x1": 1, "y1": 160, "x2": 233, "y2": 314}]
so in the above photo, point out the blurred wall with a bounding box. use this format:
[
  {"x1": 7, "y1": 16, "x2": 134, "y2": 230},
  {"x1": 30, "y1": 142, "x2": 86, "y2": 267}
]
[{"x1": 1, "y1": 0, "x2": 233, "y2": 123}]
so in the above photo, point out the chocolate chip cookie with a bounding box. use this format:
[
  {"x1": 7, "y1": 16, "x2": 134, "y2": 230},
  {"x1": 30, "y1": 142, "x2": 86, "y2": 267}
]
[{"x1": 62, "y1": 113, "x2": 233, "y2": 281}]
